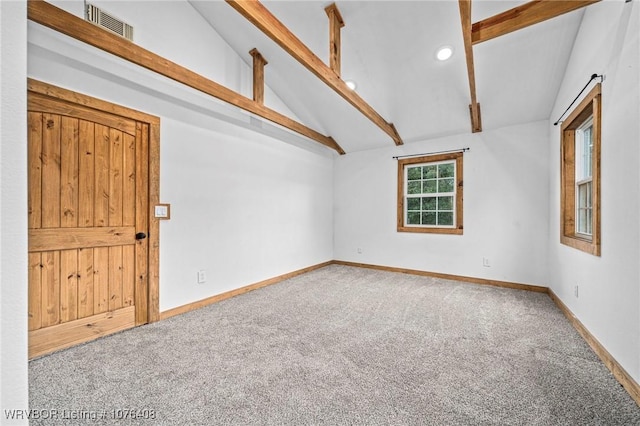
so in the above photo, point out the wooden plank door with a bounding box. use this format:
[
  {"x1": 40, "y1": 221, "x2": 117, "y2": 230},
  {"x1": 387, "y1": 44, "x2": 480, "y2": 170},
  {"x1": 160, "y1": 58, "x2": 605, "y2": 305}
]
[{"x1": 27, "y1": 83, "x2": 155, "y2": 358}]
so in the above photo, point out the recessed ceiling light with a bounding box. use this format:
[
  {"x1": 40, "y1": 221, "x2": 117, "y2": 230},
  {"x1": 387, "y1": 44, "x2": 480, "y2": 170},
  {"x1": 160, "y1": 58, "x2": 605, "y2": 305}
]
[
  {"x1": 345, "y1": 80, "x2": 357, "y2": 90},
  {"x1": 436, "y1": 46, "x2": 453, "y2": 61}
]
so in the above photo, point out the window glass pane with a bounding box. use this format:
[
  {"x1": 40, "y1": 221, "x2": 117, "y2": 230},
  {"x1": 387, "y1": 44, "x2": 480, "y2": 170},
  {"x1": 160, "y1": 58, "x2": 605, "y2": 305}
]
[
  {"x1": 577, "y1": 209, "x2": 588, "y2": 234},
  {"x1": 408, "y1": 167, "x2": 422, "y2": 180},
  {"x1": 423, "y1": 165, "x2": 437, "y2": 179},
  {"x1": 578, "y1": 183, "x2": 588, "y2": 208},
  {"x1": 408, "y1": 181, "x2": 421, "y2": 194},
  {"x1": 438, "y1": 178, "x2": 454, "y2": 193},
  {"x1": 423, "y1": 180, "x2": 437, "y2": 194},
  {"x1": 576, "y1": 121, "x2": 593, "y2": 180},
  {"x1": 584, "y1": 126, "x2": 593, "y2": 178},
  {"x1": 438, "y1": 196, "x2": 453, "y2": 211},
  {"x1": 407, "y1": 197, "x2": 420, "y2": 211},
  {"x1": 407, "y1": 212, "x2": 421, "y2": 225},
  {"x1": 438, "y1": 163, "x2": 454, "y2": 178},
  {"x1": 438, "y1": 212, "x2": 453, "y2": 226},
  {"x1": 422, "y1": 212, "x2": 436, "y2": 225},
  {"x1": 422, "y1": 197, "x2": 436, "y2": 211},
  {"x1": 577, "y1": 180, "x2": 593, "y2": 236},
  {"x1": 577, "y1": 182, "x2": 592, "y2": 209},
  {"x1": 585, "y1": 209, "x2": 592, "y2": 234}
]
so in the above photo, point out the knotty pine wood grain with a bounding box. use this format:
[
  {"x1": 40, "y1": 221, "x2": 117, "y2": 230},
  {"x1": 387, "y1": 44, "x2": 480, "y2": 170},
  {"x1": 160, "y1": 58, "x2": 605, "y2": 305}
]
[{"x1": 29, "y1": 306, "x2": 136, "y2": 359}]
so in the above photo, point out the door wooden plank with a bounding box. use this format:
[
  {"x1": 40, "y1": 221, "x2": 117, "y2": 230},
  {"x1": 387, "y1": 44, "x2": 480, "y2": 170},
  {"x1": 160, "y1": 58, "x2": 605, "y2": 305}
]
[
  {"x1": 60, "y1": 249, "x2": 78, "y2": 322},
  {"x1": 29, "y1": 306, "x2": 135, "y2": 359},
  {"x1": 122, "y1": 245, "x2": 135, "y2": 307},
  {"x1": 94, "y1": 124, "x2": 110, "y2": 227},
  {"x1": 77, "y1": 248, "x2": 94, "y2": 318},
  {"x1": 122, "y1": 132, "x2": 136, "y2": 227},
  {"x1": 28, "y1": 112, "x2": 43, "y2": 230},
  {"x1": 28, "y1": 253, "x2": 43, "y2": 331},
  {"x1": 135, "y1": 123, "x2": 149, "y2": 325},
  {"x1": 41, "y1": 250, "x2": 61, "y2": 327},
  {"x1": 78, "y1": 120, "x2": 95, "y2": 227},
  {"x1": 60, "y1": 116, "x2": 79, "y2": 228},
  {"x1": 147, "y1": 121, "x2": 161, "y2": 323},
  {"x1": 29, "y1": 79, "x2": 160, "y2": 125},
  {"x1": 41, "y1": 114, "x2": 61, "y2": 229},
  {"x1": 109, "y1": 246, "x2": 123, "y2": 311},
  {"x1": 109, "y1": 128, "x2": 124, "y2": 226},
  {"x1": 93, "y1": 247, "x2": 110, "y2": 314},
  {"x1": 29, "y1": 226, "x2": 135, "y2": 252},
  {"x1": 107, "y1": 127, "x2": 124, "y2": 312},
  {"x1": 29, "y1": 94, "x2": 137, "y2": 136}
]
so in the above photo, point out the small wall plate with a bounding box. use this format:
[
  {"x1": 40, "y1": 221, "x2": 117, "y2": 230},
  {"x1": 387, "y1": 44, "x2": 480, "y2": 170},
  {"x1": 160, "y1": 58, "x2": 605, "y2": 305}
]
[{"x1": 154, "y1": 204, "x2": 171, "y2": 220}]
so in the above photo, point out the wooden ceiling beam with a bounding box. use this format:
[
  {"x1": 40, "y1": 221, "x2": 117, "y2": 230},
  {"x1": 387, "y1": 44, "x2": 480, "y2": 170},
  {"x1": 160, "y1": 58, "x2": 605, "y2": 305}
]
[
  {"x1": 325, "y1": 3, "x2": 345, "y2": 77},
  {"x1": 226, "y1": 0, "x2": 403, "y2": 146},
  {"x1": 27, "y1": 0, "x2": 345, "y2": 155},
  {"x1": 459, "y1": 0, "x2": 482, "y2": 133},
  {"x1": 249, "y1": 48, "x2": 268, "y2": 104},
  {"x1": 472, "y1": 0, "x2": 601, "y2": 45}
]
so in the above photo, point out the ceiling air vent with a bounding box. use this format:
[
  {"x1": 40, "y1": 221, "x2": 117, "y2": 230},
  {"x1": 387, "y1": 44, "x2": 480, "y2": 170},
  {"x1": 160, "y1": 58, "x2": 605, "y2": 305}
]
[{"x1": 85, "y1": 4, "x2": 134, "y2": 41}]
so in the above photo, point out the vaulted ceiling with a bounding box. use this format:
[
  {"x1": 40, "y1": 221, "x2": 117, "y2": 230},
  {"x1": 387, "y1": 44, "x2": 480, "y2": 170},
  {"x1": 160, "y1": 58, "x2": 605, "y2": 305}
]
[{"x1": 190, "y1": 1, "x2": 588, "y2": 153}]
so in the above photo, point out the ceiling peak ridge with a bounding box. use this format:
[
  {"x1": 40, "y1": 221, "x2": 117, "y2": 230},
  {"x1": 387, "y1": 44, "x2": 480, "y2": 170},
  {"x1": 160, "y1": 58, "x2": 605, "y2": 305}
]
[{"x1": 226, "y1": 0, "x2": 404, "y2": 146}]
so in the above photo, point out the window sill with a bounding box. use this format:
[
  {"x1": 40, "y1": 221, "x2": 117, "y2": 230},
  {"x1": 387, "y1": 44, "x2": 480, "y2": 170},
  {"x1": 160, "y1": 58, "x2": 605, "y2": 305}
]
[
  {"x1": 398, "y1": 226, "x2": 463, "y2": 235},
  {"x1": 561, "y1": 234, "x2": 600, "y2": 256}
]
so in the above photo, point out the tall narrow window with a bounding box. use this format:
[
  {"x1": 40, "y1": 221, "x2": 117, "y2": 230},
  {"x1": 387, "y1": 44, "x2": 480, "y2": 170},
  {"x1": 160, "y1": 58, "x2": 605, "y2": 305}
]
[
  {"x1": 561, "y1": 83, "x2": 601, "y2": 255},
  {"x1": 397, "y1": 152, "x2": 463, "y2": 234},
  {"x1": 575, "y1": 117, "x2": 593, "y2": 236}
]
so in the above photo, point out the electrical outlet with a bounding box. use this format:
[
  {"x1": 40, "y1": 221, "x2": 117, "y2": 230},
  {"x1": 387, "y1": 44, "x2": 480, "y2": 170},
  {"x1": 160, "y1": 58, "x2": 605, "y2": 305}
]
[
  {"x1": 574, "y1": 285, "x2": 579, "y2": 298},
  {"x1": 482, "y1": 257, "x2": 490, "y2": 267},
  {"x1": 357, "y1": 247, "x2": 362, "y2": 254},
  {"x1": 197, "y1": 270, "x2": 207, "y2": 284}
]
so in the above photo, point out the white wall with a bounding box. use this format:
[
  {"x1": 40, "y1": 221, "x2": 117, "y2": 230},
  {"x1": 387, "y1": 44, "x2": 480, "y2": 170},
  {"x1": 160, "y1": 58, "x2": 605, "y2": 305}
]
[
  {"x1": 27, "y1": 0, "x2": 335, "y2": 313},
  {"x1": 3, "y1": 0, "x2": 334, "y2": 415},
  {"x1": 45, "y1": 0, "x2": 300, "y2": 121},
  {"x1": 334, "y1": 120, "x2": 550, "y2": 287},
  {"x1": 548, "y1": 1, "x2": 640, "y2": 381},
  {"x1": 4, "y1": 0, "x2": 638, "y2": 414},
  {"x1": 159, "y1": 118, "x2": 333, "y2": 310},
  {"x1": 1, "y1": 1, "x2": 29, "y2": 423}
]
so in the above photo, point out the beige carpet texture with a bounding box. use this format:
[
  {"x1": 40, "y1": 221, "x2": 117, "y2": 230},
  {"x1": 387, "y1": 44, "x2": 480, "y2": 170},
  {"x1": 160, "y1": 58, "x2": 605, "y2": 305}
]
[{"x1": 29, "y1": 265, "x2": 640, "y2": 425}]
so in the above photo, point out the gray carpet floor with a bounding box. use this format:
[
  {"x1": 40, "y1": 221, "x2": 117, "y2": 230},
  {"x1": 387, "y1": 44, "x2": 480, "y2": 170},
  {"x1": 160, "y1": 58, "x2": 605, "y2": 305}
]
[{"x1": 29, "y1": 265, "x2": 640, "y2": 425}]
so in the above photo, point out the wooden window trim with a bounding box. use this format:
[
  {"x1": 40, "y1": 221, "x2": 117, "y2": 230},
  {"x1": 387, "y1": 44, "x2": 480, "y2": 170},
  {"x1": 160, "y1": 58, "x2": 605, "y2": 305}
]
[
  {"x1": 397, "y1": 152, "x2": 464, "y2": 235},
  {"x1": 560, "y1": 83, "x2": 601, "y2": 256}
]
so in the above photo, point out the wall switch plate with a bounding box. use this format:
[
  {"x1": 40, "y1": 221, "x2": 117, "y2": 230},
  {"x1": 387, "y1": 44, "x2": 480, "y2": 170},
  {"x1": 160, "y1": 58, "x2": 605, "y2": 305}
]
[
  {"x1": 357, "y1": 247, "x2": 362, "y2": 254},
  {"x1": 197, "y1": 270, "x2": 206, "y2": 284},
  {"x1": 482, "y1": 257, "x2": 490, "y2": 267},
  {"x1": 154, "y1": 203, "x2": 171, "y2": 219}
]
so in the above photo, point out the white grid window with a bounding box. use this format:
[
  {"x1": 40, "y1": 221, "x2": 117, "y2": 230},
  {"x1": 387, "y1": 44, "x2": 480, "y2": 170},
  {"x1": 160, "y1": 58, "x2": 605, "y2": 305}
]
[
  {"x1": 398, "y1": 152, "x2": 463, "y2": 234},
  {"x1": 404, "y1": 160, "x2": 456, "y2": 228}
]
